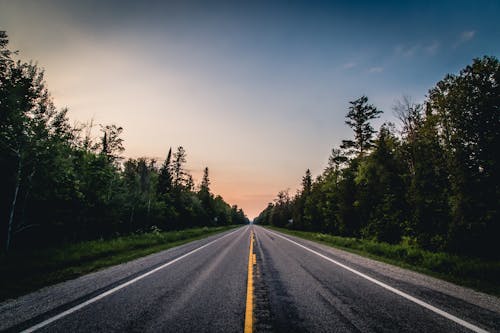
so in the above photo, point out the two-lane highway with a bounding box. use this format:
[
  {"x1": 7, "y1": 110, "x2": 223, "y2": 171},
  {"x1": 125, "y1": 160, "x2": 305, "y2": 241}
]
[{"x1": 0, "y1": 225, "x2": 499, "y2": 332}]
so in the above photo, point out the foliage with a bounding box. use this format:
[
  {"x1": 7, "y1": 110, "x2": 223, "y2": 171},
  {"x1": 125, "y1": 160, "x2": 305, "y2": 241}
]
[
  {"x1": 340, "y1": 95, "x2": 383, "y2": 158},
  {"x1": 256, "y1": 58, "x2": 500, "y2": 259},
  {"x1": 0, "y1": 31, "x2": 248, "y2": 252}
]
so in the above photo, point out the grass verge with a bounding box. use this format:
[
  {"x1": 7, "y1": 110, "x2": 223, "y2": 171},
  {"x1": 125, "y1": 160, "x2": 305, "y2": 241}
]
[
  {"x1": 0, "y1": 225, "x2": 239, "y2": 302},
  {"x1": 266, "y1": 226, "x2": 500, "y2": 297}
]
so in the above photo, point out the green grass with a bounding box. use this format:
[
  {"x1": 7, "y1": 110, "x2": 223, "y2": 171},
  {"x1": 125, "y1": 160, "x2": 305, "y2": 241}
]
[
  {"x1": 0, "y1": 225, "x2": 238, "y2": 302},
  {"x1": 266, "y1": 226, "x2": 500, "y2": 297}
]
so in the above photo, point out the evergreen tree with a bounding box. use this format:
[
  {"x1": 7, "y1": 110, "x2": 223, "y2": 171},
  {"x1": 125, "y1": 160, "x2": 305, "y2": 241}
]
[
  {"x1": 173, "y1": 146, "x2": 187, "y2": 190},
  {"x1": 357, "y1": 124, "x2": 406, "y2": 243},
  {"x1": 200, "y1": 167, "x2": 210, "y2": 193},
  {"x1": 198, "y1": 167, "x2": 214, "y2": 223},
  {"x1": 0, "y1": 30, "x2": 247, "y2": 251},
  {"x1": 341, "y1": 96, "x2": 383, "y2": 158},
  {"x1": 157, "y1": 148, "x2": 173, "y2": 196},
  {"x1": 292, "y1": 169, "x2": 313, "y2": 230},
  {"x1": 302, "y1": 169, "x2": 312, "y2": 196}
]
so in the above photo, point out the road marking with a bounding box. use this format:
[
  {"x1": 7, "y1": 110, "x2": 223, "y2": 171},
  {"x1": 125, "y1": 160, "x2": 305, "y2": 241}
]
[
  {"x1": 264, "y1": 228, "x2": 489, "y2": 333},
  {"x1": 21, "y1": 227, "x2": 245, "y2": 333},
  {"x1": 244, "y1": 230, "x2": 255, "y2": 333}
]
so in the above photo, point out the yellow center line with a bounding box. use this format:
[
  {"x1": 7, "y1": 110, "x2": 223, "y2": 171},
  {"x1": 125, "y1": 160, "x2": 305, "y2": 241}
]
[{"x1": 244, "y1": 230, "x2": 255, "y2": 333}]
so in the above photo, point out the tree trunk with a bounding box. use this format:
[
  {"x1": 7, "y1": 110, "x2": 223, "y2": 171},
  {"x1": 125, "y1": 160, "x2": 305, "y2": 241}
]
[
  {"x1": 19, "y1": 167, "x2": 36, "y2": 231},
  {"x1": 129, "y1": 206, "x2": 135, "y2": 232},
  {"x1": 6, "y1": 155, "x2": 21, "y2": 252}
]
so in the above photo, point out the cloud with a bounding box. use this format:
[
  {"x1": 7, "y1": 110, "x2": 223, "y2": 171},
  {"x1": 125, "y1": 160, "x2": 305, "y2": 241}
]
[
  {"x1": 395, "y1": 44, "x2": 420, "y2": 57},
  {"x1": 460, "y1": 30, "x2": 476, "y2": 42},
  {"x1": 425, "y1": 40, "x2": 440, "y2": 55},
  {"x1": 396, "y1": 40, "x2": 440, "y2": 57},
  {"x1": 368, "y1": 66, "x2": 383, "y2": 73},
  {"x1": 454, "y1": 30, "x2": 476, "y2": 48},
  {"x1": 343, "y1": 62, "x2": 356, "y2": 69}
]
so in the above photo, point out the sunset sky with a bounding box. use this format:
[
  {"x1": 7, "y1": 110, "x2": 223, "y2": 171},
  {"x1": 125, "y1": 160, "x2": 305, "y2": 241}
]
[{"x1": 1, "y1": 0, "x2": 499, "y2": 218}]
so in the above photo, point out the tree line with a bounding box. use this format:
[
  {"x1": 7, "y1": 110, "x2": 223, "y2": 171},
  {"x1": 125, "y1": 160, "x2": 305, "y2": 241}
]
[
  {"x1": 0, "y1": 31, "x2": 248, "y2": 252},
  {"x1": 255, "y1": 56, "x2": 499, "y2": 259}
]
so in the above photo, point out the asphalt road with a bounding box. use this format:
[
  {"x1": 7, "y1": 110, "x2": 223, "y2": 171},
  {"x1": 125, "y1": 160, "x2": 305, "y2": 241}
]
[
  {"x1": 252, "y1": 226, "x2": 499, "y2": 332},
  {"x1": 0, "y1": 225, "x2": 499, "y2": 332}
]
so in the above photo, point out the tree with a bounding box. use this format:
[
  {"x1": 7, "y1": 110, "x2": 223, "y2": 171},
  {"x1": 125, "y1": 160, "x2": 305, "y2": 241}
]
[
  {"x1": 393, "y1": 96, "x2": 423, "y2": 141},
  {"x1": 173, "y1": 146, "x2": 187, "y2": 190},
  {"x1": 428, "y1": 56, "x2": 500, "y2": 256},
  {"x1": 291, "y1": 169, "x2": 313, "y2": 230},
  {"x1": 254, "y1": 203, "x2": 274, "y2": 225},
  {"x1": 393, "y1": 97, "x2": 423, "y2": 176},
  {"x1": 301, "y1": 169, "x2": 312, "y2": 196},
  {"x1": 99, "y1": 124, "x2": 124, "y2": 163},
  {"x1": 327, "y1": 148, "x2": 348, "y2": 173},
  {"x1": 0, "y1": 30, "x2": 247, "y2": 252},
  {"x1": 255, "y1": 56, "x2": 499, "y2": 259},
  {"x1": 0, "y1": 31, "x2": 14, "y2": 73},
  {"x1": 272, "y1": 189, "x2": 292, "y2": 227},
  {"x1": 230, "y1": 205, "x2": 248, "y2": 225},
  {"x1": 157, "y1": 148, "x2": 173, "y2": 196},
  {"x1": 356, "y1": 124, "x2": 406, "y2": 243},
  {"x1": 198, "y1": 167, "x2": 214, "y2": 222},
  {"x1": 0, "y1": 31, "x2": 72, "y2": 250},
  {"x1": 406, "y1": 109, "x2": 450, "y2": 250},
  {"x1": 341, "y1": 96, "x2": 383, "y2": 158},
  {"x1": 200, "y1": 167, "x2": 210, "y2": 193}
]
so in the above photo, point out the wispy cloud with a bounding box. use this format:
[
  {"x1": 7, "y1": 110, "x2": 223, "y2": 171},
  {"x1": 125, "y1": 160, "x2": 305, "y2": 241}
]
[
  {"x1": 425, "y1": 40, "x2": 440, "y2": 55},
  {"x1": 395, "y1": 44, "x2": 420, "y2": 57},
  {"x1": 454, "y1": 30, "x2": 476, "y2": 48},
  {"x1": 395, "y1": 40, "x2": 440, "y2": 57},
  {"x1": 460, "y1": 30, "x2": 476, "y2": 42},
  {"x1": 343, "y1": 62, "x2": 356, "y2": 69},
  {"x1": 368, "y1": 67, "x2": 383, "y2": 73}
]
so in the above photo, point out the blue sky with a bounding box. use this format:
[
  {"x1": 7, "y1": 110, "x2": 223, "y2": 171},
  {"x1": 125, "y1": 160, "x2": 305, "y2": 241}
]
[{"x1": 1, "y1": 0, "x2": 499, "y2": 217}]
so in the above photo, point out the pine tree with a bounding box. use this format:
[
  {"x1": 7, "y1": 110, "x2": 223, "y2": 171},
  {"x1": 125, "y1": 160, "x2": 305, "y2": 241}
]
[
  {"x1": 341, "y1": 96, "x2": 382, "y2": 158},
  {"x1": 173, "y1": 146, "x2": 187, "y2": 189},
  {"x1": 200, "y1": 167, "x2": 210, "y2": 193},
  {"x1": 302, "y1": 169, "x2": 312, "y2": 196},
  {"x1": 157, "y1": 148, "x2": 173, "y2": 196}
]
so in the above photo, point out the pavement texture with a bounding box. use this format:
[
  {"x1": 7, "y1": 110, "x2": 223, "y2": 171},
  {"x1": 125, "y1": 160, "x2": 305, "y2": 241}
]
[
  {"x1": 0, "y1": 225, "x2": 499, "y2": 332},
  {"x1": 252, "y1": 226, "x2": 500, "y2": 332}
]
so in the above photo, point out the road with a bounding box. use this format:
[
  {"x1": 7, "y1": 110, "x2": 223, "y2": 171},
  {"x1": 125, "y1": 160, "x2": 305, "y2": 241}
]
[{"x1": 0, "y1": 225, "x2": 499, "y2": 332}]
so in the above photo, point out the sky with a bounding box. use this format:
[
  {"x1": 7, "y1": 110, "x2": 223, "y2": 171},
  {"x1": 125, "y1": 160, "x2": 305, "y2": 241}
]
[{"x1": 1, "y1": 0, "x2": 499, "y2": 218}]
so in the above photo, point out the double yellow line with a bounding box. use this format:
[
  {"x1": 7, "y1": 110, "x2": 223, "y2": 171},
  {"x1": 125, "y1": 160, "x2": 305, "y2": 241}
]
[{"x1": 244, "y1": 230, "x2": 256, "y2": 333}]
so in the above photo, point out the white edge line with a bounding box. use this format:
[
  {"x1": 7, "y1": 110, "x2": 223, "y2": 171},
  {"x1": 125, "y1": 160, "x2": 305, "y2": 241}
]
[
  {"x1": 22, "y1": 227, "x2": 246, "y2": 333},
  {"x1": 263, "y1": 228, "x2": 488, "y2": 333}
]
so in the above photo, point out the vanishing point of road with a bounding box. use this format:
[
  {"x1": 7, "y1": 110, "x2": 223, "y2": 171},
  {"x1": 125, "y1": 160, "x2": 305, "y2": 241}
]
[{"x1": 1, "y1": 225, "x2": 499, "y2": 332}]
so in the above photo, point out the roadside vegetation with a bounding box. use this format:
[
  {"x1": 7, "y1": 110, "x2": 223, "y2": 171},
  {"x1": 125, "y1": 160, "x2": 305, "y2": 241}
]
[
  {"x1": 0, "y1": 30, "x2": 248, "y2": 255},
  {"x1": 0, "y1": 225, "x2": 237, "y2": 301},
  {"x1": 268, "y1": 227, "x2": 500, "y2": 296},
  {"x1": 256, "y1": 56, "x2": 500, "y2": 293},
  {"x1": 0, "y1": 31, "x2": 248, "y2": 301}
]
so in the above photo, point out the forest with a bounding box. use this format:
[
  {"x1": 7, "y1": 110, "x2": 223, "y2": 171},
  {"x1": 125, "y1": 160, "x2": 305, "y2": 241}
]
[
  {"x1": 255, "y1": 56, "x2": 499, "y2": 259},
  {"x1": 0, "y1": 31, "x2": 248, "y2": 253}
]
